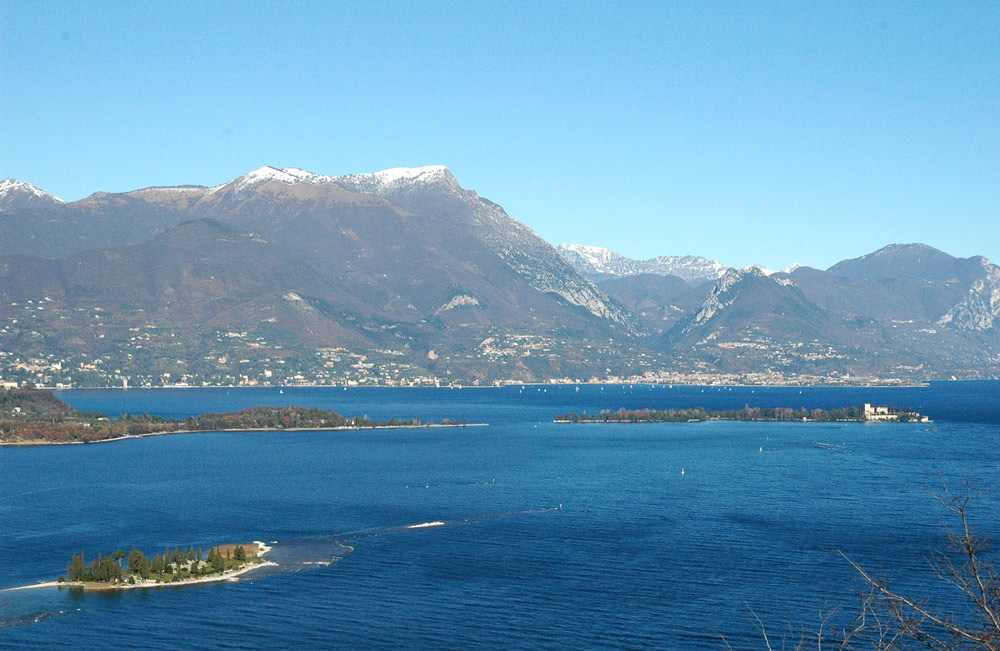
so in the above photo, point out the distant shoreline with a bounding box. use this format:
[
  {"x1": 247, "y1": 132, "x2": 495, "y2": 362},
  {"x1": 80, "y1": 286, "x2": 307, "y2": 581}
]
[
  {"x1": 554, "y1": 404, "x2": 930, "y2": 425},
  {"x1": 45, "y1": 380, "x2": 940, "y2": 391},
  {"x1": 0, "y1": 422, "x2": 488, "y2": 447}
]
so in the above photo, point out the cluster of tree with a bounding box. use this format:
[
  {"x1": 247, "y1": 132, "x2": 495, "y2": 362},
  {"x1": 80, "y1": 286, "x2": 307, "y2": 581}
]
[
  {"x1": 59, "y1": 544, "x2": 254, "y2": 585},
  {"x1": 65, "y1": 550, "x2": 126, "y2": 582},
  {"x1": 1, "y1": 389, "x2": 458, "y2": 444},
  {"x1": 555, "y1": 405, "x2": 923, "y2": 424},
  {"x1": 0, "y1": 419, "x2": 170, "y2": 443},
  {"x1": 714, "y1": 405, "x2": 867, "y2": 422},
  {"x1": 0, "y1": 387, "x2": 73, "y2": 416},
  {"x1": 555, "y1": 408, "x2": 712, "y2": 423},
  {"x1": 185, "y1": 406, "x2": 424, "y2": 431},
  {"x1": 204, "y1": 547, "x2": 232, "y2": 573}
]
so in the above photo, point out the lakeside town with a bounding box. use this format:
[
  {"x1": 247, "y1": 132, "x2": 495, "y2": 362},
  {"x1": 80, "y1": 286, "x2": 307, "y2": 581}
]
[
  {"x1": 0, "y1": 344, "x2": 928, "y2": 390},
  {"x1": 1, "y1": 299, "x2": 977, "y2": 389}
]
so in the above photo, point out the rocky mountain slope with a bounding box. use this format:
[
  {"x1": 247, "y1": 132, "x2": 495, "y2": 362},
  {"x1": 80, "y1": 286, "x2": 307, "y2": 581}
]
[{"x1": 644, "y1": 245, "x2": 1000, "y2": 378}]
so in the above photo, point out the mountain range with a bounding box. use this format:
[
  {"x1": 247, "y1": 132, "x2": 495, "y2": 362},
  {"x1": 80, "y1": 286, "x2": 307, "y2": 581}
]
[{"x1": 1, "y1": 168, "x2": 997, "y2": 386}]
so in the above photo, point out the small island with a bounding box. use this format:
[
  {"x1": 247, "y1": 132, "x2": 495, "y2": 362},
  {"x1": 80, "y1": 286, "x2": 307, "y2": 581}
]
[
  {"x1": 554, "y1": 404, "x2": 930, "y2": 423},
  {"x1": 50, "y1": 542, "x2": 274, "y2": 590},
  {"x1": 0, "y1": 387, "x2": 482, "y2": 445}
]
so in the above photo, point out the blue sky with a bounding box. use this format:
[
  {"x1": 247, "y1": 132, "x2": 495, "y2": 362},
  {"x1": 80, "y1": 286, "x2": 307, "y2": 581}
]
[{"x1": 2, "y1": 1, "x2": 997, "y2": 270}]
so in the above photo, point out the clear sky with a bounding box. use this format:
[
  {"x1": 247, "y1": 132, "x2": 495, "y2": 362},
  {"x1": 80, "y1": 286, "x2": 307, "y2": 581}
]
[{"x1": 2, "y1": 1, "x2": 997, "y2": 270}]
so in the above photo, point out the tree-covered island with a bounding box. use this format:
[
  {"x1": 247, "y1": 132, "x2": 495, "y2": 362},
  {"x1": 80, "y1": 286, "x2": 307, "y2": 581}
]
[
  {"x1": 554, "y1": 404, "x2": 930, "y2": 423},
  {"x1": 57, "y1": 542, "x2": 271, "y2": 589},
  {"x1": 0, "y1": 387, "x2": 479, "y2": 445}
]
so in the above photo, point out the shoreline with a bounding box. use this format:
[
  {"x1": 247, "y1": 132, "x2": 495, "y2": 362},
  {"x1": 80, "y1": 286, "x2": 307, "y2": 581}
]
[
  {"x1": 47, "y1": 380, "x2": 937, "y2": 391},
  {"x1": 1, "y1": 542, "x2": 276, "y2": 593},
  {"x1": 0, "y1": 422, "x2": 489, "y2": 447},
  {"x1": 553, "y1": 418, "x2": 931, "y2": 424}
]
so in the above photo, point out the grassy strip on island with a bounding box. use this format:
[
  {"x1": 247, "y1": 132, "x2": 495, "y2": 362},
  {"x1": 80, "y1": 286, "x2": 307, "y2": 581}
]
[
  {"x1": 0, "y1": 387, "x2": 480, "y2": 445},
  {"x1": 43, "y1": 542, "x2": 274, "y2": 590},
  {"x1": 554, "y1": 404, "x2": 930, "y2": 423}
]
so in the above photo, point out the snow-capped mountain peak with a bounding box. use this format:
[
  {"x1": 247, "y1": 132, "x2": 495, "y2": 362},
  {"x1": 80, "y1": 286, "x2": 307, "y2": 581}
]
[
  {"x1": 558, "y1": 244, "x2": 620, "y2": 269},
  {"x1": 334, "y1": 165, "x2": 456, "y2": 196},
  {"x1": 241, "y1": 166, "x2": 303, "y2": 185},
  {"x1": 210, "y1": 165, "x2": 454, "y2": 199},
  {"x1": 371, "y1": 165, "x2": 449, "y2": 184},
  {"x1": 556, "y1": 244, "x2": 729, "y2": 284},
  {"x1": 743, "y1": 264, "x2": 776, "y2": 276},
  {"x1": 210, "y1": 166, "x2": 313, "y2": 196},
  {"x1": 279, "y1": 167, "x2": 338, "y2": 184},
  {"x1": 0, "y1": 178, "x2": 65, "y2": 209}
]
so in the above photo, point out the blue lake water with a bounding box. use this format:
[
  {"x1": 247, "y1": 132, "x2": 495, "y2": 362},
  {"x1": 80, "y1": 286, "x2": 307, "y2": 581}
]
[{"x1": 2, "y1": 382, "x2": 999, "y2": 648}]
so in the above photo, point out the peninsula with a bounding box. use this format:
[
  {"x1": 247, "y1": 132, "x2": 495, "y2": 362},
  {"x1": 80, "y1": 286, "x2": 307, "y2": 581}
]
[
  {"x1": 554, "y1": 404, "x2": 930, "y2": 423},
  {"x1": 0, "y1": 387, "x2": 481, "y2": 445},
  {"x1": 51, "y1": 542, "x2": 274, "y2": 590}
]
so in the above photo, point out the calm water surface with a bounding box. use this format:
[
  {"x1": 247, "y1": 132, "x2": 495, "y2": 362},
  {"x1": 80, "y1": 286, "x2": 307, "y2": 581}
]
[{"x1": 2, "y1": 382, "x2": 999, "y2": 648}]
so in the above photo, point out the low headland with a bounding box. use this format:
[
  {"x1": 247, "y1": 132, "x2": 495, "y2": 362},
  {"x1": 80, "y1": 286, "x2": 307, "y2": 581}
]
[
  {"x1": 0, "y1": 387, "x2": 483, "y2": 445},
  {"x1": 554, "y1": 404, "x2": 930, "y2": 424}
]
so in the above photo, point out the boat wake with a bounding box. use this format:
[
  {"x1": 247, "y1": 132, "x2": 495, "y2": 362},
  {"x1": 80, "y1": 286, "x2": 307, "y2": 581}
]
[{"x1": 269, "y1": 506, "x2": 563, "y2": 569}]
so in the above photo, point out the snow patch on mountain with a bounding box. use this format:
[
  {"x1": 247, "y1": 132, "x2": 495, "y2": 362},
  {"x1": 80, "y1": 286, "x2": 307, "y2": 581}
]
[
  {"x1": 333, "y1": 165, "x2": 456, "y2": 196},
  {"x1": 280, "y1": 168, "x2": 337, "y2": 184},
  {"x1": 210, "y1": 165, "x2": 457, "y2": 201},
  {"x1": 210, "y1": 166, "x2": 315, "y2": 197},
  {"x1": 0, "y1": 179, "x2": 65, "y2": 209},
  {"x1": 557, "y1": 244, "x2": 729, "y2": 284},
  {"x1": 743, "y1": 264, "x2": 776, "y2": 276}
]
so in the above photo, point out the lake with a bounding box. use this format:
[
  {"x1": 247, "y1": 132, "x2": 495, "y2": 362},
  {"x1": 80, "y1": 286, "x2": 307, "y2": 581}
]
[{"x1": 2, "y1": 382, "x2": 999, "y2": 648}]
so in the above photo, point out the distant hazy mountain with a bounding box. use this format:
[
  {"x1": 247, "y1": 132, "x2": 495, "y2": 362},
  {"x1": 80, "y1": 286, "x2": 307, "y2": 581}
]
[
  {"x1": 556, "y1": 244, "x2": 729, "y2": 284},
  {"x1": 780, "y1": 244, "x2": 1000, "y2": 329},
  {"x1": 651, "y1": 255, "x2": 1000, "y2": 376}
]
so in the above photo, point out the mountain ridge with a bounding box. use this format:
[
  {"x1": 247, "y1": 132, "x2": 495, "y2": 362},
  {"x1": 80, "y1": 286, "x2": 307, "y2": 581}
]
[
  {"x1": 556, "y1": 244, "x2": 730, "y2": 284},
  {"x1": 0, "y1": 168, "x2": 997, "y2": 385}
]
